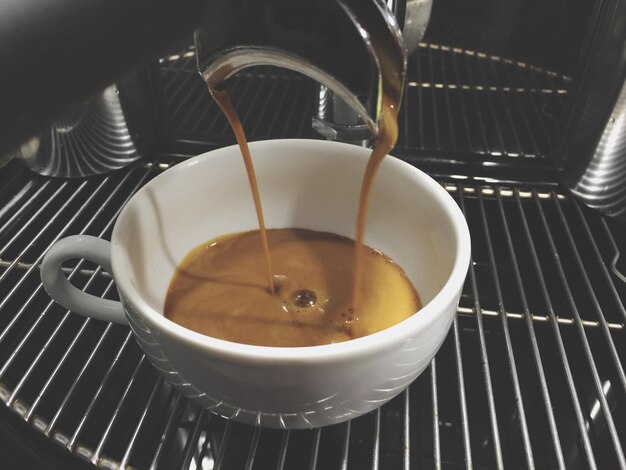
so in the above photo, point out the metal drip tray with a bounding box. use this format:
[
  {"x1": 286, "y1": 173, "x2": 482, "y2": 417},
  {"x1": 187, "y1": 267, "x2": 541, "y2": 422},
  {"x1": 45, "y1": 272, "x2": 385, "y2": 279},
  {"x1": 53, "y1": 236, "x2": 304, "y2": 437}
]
[{"x1": 0, "y1": 156, "x2": 624, "y2": 468}]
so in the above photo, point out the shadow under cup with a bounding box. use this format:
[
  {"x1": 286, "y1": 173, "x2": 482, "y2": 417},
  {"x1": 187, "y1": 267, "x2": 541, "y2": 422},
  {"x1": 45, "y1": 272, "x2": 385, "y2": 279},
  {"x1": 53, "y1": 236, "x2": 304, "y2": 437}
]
[{"x1": 111, "y1": 139, "x2": 469, "y2": 428}]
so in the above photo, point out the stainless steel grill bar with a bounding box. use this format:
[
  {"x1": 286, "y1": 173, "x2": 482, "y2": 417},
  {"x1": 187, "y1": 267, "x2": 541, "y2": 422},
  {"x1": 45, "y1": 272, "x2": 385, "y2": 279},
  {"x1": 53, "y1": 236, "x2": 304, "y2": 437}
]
[
  {"x1": 500, "y1": 62, "x2": 542, "y2": 157},
  {"x1": 193, "y1": 88, "x2": 223, "y2": 134},
  {"x1": 19, "y1": 165, "x2": 156, "y2": 419},
  {"x1": 6, "y1": 275, "x2": 110, "y2": 406},
  {"x1": 29, "y1": 315, "x2": 103, "y2": 417},
  {"x1": 431, "y1": 360, "x2": 441, "y2": 470},
  {"x1": 427, "y1": 46, "x2": 441, "y2": 150},
  {"x1": 515, "y1": 189, "x2": 597, "y2": 469},
  {"x1": 461, "y1": 54, "x2": 490, "y2": 154},
  {"x1": 67, "y1": 330, "x2": 135, "y2": 451},
  {"x1": 339, "y1": 421, "x2": 350, "y2": 470},
  {"x1": 178, "y1": 82, "x2": 213, "y2": 133},
  {"x1": 452, "y1": 316, "x2": 473, "y2": 469},
  {"x1": 515, "y1": 66, "x2": 554, "y2": 144},
  {"x1": 249, "y1": 77, "x2": 282, "y2": 136},
  {"x1": 308, "y1": 427, "x2": 321, "y2": 470},
  {"x1": 214, "y1": 419, "x2": 232, "y2": 470},
  {"x1": 119, "y1": 376, "x2": 164, "y2": 470},
  {"x1": 406, "y1": 82, "x2": 567, "y2": 94},
  {"x1": 280, "y1": 79, "x2": 308, "y2": 138},
  {"x1": 150, "y1": 392, "x2": 186, "y2": 470},
  {"x1": 372, "y1": 407, "x2": 380, "y2": 470},
  {"x1": 415, "y1": 48, "x2": 425, "y2": 147},
  {"x1": 239, "y1": 79, "x2": 273, "y2": 132},
  {"x1": 0, "y1": 182, "x2": 68, "y2": 262},
  {"x1": 400, "y1": 74, "x2": 409, "y2": 149},
  {"x1": 189, "y1": 98, "x2": 214, "y2": 135},
  {"x1": 2, "y1": 167, "x2": 140, "y2": 393},
  {"x1": 169, "y1": 76, "x2": 205, "y2": 124},
  {"x1": 535, "y1": 192, "x2": 626, "y2": 468},
  {"x1": 0, "y1": 260, "x2": 108, "y2": 278},
  {"x1": 496, "y1": 188, "x2": 565, "y2": 468},
  {"x1": 276, "y1": 430, "x2": 290, "y2": 470},
  {"x1": 476, "y1": 188, "x2": 534, "y2": 467},
  {"x1": 166, "y1": 71, "x2": 201, "y2": 115},
  {"x1": 559, "y1": 201, "x2": 626, "y2": 393},
  {"x1": 265, "y1": 79, "x2": 296, "y2": 139},
  {"x1": 0, "y1": 179, "x2": 102, "y2": 347},
  {"x1": 180, "y1": 409, "x2": 207, "y2": 470},
  {"x1": 546, "y1": 73, "x2": 568, "y2": 107},
  {"x1": 161, "y1": 47, "x2": 196, "y2": 87},
  {"x1": 439, "y1": 51, "x2": 458, "y2": 152},
  {"x1": 0, "y1": 180, "x2": 32, "y2": 221},
  {"x1": 92, "y1": 356, "x2": 147, "y2": 464},
  {"x1": 484, "y1": 60, "x2": 524, "y2": 156},
  {"x1": 402, "y1": 388, "x2": 410, "y2": 470},
  {"x1": 418, "y1": 43, "x2": 572, "y2": 81},
  {"x1": 445, "y1": 186, "x2": 561, "y2": 199},
  {"x1": 293, "y1": 85, "x2": 314, "y2": 139},
  {"x1": 456, "y1": 305, "x2": 623, "y2": 329},
  {"x1": 40, "y1": 322, "x2": 115, "y2": 430},
  {"x1": 449, "y1": 53, "x2": 475, "y2": 154},
  {"x1": 474, "y1": 58, "x2": 507, "y2": 155},
  {"x1": 0, "y1": 180, "x2": 49, "y2": 237},
  {"x1": 175, "y1": 69, "x2": 243, "y2": 132},
  {"x1": 244, "y1": 426, "x2": 261, "y2": 470},
  {"x1": 457, "y1": 187, "x2": 503, "y2": 469},
  {"x1": 39, "y1": 294, "x2": 137, "y2": 435},
  {"x1": 530, "y1": 71, "x2": 563, "y2": 129}
]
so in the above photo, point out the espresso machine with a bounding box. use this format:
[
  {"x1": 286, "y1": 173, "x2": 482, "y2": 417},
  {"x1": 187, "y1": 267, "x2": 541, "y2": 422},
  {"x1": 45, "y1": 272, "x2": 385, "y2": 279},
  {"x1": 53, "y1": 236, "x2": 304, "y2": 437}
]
[{"x1": 0, "y1": 0, "x2": 625, "y2": 468}]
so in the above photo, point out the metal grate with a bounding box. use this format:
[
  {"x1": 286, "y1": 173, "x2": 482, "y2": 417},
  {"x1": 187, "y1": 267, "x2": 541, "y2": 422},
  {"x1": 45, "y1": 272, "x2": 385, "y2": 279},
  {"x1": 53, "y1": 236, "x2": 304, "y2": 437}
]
[
  {"x1": 0, "y1": 157, "x2": 624, "y2": 469},
  {"x1": 157, "y1": 43, "x2": 571, "y2": 160},
  {"x1": 400, "y1": 44, "x2": 571, "y2": 159}
]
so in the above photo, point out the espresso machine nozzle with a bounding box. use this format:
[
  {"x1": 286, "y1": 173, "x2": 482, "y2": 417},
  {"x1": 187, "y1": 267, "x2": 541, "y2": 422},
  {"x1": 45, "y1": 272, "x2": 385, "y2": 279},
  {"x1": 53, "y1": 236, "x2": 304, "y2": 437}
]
[{"x1": 195, "y1": 0, "x2": 410, "y2": 141}]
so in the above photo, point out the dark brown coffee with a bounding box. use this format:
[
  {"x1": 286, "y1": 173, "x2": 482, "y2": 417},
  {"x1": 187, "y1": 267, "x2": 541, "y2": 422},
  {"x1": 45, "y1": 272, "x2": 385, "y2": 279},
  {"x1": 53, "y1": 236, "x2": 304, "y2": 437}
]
[
  {"x1": 164, "y1": 229, "x2": 420, "y2": 347},
  {"x1": 209, "y1": 87, "x2": 276, "y2": 294}
]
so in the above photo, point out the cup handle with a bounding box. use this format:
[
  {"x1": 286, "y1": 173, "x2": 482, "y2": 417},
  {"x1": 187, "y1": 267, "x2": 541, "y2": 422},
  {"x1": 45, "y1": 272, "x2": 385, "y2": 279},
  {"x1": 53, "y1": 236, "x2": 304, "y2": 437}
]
[{"x1": 41, "y1": 235, "x2": 127, "y2": 325}]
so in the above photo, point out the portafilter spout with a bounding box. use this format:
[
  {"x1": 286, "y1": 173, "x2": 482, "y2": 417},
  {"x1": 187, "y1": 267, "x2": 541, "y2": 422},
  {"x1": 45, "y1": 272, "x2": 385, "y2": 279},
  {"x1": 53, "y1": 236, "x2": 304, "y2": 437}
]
[{"x1": 194, "y1": 0, "x2": 408, "y2": 139}]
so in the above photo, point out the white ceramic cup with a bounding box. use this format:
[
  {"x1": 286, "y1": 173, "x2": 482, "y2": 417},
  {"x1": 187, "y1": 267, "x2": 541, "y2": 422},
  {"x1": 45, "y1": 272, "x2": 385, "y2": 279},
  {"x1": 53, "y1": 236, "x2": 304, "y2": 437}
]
[{"x1": 40, "y1": 139, "x2": 470, "y2": 429}]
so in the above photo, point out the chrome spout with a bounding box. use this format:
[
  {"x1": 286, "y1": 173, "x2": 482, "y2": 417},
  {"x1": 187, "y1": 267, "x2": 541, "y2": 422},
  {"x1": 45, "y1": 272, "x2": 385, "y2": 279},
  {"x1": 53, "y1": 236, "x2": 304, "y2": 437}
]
[{"x1": 194, "y1": 0, "x2": 408, "y2": 139}]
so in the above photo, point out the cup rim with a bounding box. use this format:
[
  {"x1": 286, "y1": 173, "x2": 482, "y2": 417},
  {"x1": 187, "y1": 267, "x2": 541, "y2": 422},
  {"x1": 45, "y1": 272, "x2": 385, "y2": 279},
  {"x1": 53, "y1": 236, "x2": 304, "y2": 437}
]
[{"x1": 112, "y1": 139, "x2": 471, "y2": 363}]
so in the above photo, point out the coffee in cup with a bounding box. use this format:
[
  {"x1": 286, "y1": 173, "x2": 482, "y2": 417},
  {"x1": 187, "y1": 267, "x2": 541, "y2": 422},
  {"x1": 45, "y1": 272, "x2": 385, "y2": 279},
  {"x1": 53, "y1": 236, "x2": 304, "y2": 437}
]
[{"x1": 164, "y1": 228, "x2": 421, "y2": 347}]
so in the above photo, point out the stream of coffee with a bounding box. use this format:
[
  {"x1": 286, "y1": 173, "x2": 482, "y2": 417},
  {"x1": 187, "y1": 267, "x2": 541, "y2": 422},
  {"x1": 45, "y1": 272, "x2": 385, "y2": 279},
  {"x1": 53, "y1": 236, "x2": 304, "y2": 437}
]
[
  {"x1": 351, "y1": 95, "x2": 399, "y2": 321},
  {"x1": 208, "y1": 87, "x2": 276, "y2": 295},
  {"x1": 339, "y1": 0, "x2": 406, "y2": 324}
]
